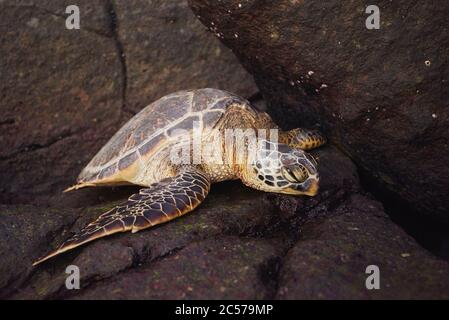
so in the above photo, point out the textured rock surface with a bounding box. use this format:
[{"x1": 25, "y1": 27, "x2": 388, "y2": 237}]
[
  {"x1": 74, "y1": 237, "x2": 283, "y2": 300},
  {"x1": 0, "y1": 1, "x2": 123, "y2": 205},
  {"x1": 277, "y1": 195, "x2": 449, "y2": 299},
  {"x1": 113, "y1": 0, "x2": 257, "y2": 114},
  {"x1": 0, "y1": 0, "x2": 257, "y2": 205},
  {"x1": 2, "y1": 147, "x2": 449, "y2": 299},
  {"x1": 6, "y1": 0, "x2": 113, "y2": 35},
  {"x1": 0, "y1": 205, "x2": 79, "y2": 297},
  {"x1": 188, "y1": 0, "x2": 449, "y2": 220}
]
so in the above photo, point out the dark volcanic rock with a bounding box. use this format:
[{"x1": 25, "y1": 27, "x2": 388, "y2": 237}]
[
  {"x1": 277, "y1": 195, "x2": 449, "y2": 299},
  {"x1": 188, "y1": 0, "x2": 449, "y2": 219},
  {"x1": 9, "y1": 0, "x2": 113, "y2": 35},
  {"x1": 0, "y1": 2, "x2": 123, "y2": 205},
  {"x1": 0, "y1": 0, "x2": 256, "y2": 205},
  {"x1": 111, "y1": 0, "x2": 258, "y2": 114},
  {"x1": 74, "y1": 236, "x2": 282, "y2": 300},
  {"x1": 8, "y1": 182, "x2": 280, "y2": 299},
  {"x1": 3, "y1": 147, "x2": 449, "y2": 299},
  {"x1": 0, "y1": 205, "x2": 78, "y2": 297}
]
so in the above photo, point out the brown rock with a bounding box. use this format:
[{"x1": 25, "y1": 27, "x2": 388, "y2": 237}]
[
  {"x1": 0, "y1": 2, "x2": 123, "y2": 204},
  {"x1": 0, "y1": 0, "x2": 257, "y2": 205},
  {"x1": 10, "y1": 0, "x2": 113, "y2": 35},
  {"x1": 277, "y1": 195, "x2": 449, "y2": 299},
  {"x1": 4, "y1": 147, "x2": 449, "y2": 300},
  {"x1": 74, "y1": 236, "x2": 282, "y2": 300},
  {"x1": 7, "y1": 182, "x2": 280, "y2": 299},
  {"x1": 0, "y1": 205, "x2": 78, "y2": 297},
  {"x1": 113, "y1": 0, "x2": 257, "y2": 114},
  {"x1": 188, "y1": 0, "x2": 449, "y2": 219}
]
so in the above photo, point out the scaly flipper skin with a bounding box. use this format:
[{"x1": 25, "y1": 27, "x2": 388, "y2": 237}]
[
  {"x1": 33, "y1": 168, "x2": 210, "y2": 266},
  {"x1": 282, "y1": 128, "x2": 327, "y2": 150}
]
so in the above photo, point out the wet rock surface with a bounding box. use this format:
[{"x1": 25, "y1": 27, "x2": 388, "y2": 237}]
[
  {"x1": 0, "y1": 204, "x2": 79, "y2": 297},
  {"x1": 188, "y1": 0, "x2": 449, "y2": 220},
  {"x1": 277, "y1": 195, "x2": 449, "y2": 299},
  {"x1": 0, "y1": 1, "x2": 123, "y2": 205},
  {"x1": 2, "y1": 147, "x2": 449, "y2": 299},
  {"x1": 113, "y1": 0, "x2": 258, "y2": 114},
  {"x1": 73, "y1": 237, "x2": 283, "y2": 300},
  {"x1": 0, "y1": 0, "x2": 256, "y2": 205}
]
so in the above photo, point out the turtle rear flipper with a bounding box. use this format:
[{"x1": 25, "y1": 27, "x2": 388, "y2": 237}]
[
  {"x1": 63, "y1": 183, "x2": 97, "y2": 193},
  {"x1": 33, "y1": 168, "x2": 210, "y2": 266}
]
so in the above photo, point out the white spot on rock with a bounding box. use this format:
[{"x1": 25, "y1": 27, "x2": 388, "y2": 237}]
[
  {"x1": 27, "y1": 17, "x2": 40, "y2": 28},
  {"x1": 432, "y1": 113, "x2": 437, "y2": 119},
  {"x1": 425, "y1": 60, "x2": 431, "y2": 67}
]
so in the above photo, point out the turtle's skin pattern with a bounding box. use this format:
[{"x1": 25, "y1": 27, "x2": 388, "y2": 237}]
[{"x1": 34, "y1": 88, "x2": 326, "y2": 265}]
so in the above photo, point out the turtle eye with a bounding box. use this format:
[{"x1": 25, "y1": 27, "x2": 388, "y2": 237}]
[{"x1": 293, "y1": 165, "x2": 308, "y2": 183}]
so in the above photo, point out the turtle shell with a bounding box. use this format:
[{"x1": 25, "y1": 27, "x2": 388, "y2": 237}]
[{"x1": 77, "y1": 88, "x2": 252, "y2": 185}]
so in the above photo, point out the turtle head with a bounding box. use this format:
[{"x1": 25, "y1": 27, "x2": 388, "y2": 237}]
[{"x1": 241, "y1": 140, "x2": 319, "y2": 196}]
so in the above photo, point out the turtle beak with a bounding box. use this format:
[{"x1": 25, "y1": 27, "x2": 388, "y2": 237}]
[{"x1": 302, "y1": 177, "x2": 319, "y2": 196}]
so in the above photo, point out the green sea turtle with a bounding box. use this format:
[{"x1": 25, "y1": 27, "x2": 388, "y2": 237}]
[{"x1": 33, "y1": 88, "x2": 325, "y2": 265}]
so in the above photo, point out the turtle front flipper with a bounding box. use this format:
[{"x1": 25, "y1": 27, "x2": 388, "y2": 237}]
[
  {"x1": 33, "y1": 168, "x2": 210, "y2": 266},
  {"x1": 281, "y1": 128, "x2": 327, "y2": 150}
]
